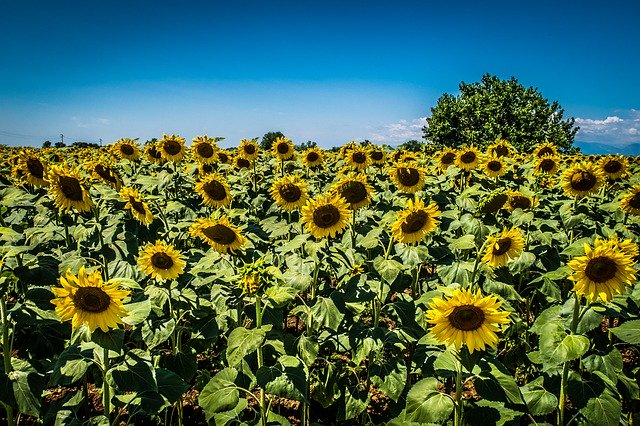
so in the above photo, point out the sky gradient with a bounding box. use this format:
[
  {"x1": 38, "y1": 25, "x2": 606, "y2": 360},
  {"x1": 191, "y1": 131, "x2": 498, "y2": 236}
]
[{"x1": 1, "y1": 0, "x2": 639, "y2": 148}]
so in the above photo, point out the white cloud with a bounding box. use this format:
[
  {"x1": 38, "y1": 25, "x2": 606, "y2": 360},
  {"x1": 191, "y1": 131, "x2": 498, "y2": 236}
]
[
  {"x1": 575, "y1": 110, "x2": 640, "y2": 145},
  {"x1": 71, "y1": 116, "x2": 111, "y2": 128},
  {"x1": 366, "y1": 117, "x2": 428, "y2": 144}
]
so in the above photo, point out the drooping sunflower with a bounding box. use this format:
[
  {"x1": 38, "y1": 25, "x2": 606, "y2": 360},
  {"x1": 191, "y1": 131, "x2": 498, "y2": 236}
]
[
  {"x1": 111, "y1": 138, "x2": 141, "y2": 161},
  {"x1": 120, "y1": 187, "x2": 154, "y2": 225},
  {"x1": 300, "y1": 193, "x2": 351, "y2": 239},
  {"x1": 270, "y1": 174, "x2": 309, "y2": 211},
  {"x1": 47, "y1": 165, "x2": 93, "y2": 213},
  {"x1": 86, "y1": 160, "x2": 123, "y2": 190},
  {"x1": 190, "y1": 216, "x2": 245, "y2": 254},
  {"x1": 331, "y1": 173, "x2": 375, "y2": 210},
  {"x1": 533, "y1": 142, "x2": 558, "y2": 158},
  {"x1": 17, "y1": 150, "x2": 48, "y2": 186},
  {"x1": 195, "y1": 173, "x2": 233, "y2": 208},
  {"x1": 425, "y1": 288, "x2": 511, "y2": 353},
  {"x1": 191, "y1": 135, "x2": 220, "y2": 164},
  {"x1": 599, "y1": 155, "x2": 628, "y2": 180},
  {"x1": 534, "y1": 155, "x2": 560, "y2": 175},
  {"x1": 482, "y1": 227, "x2": 525, "y2": 268},
  {"x1": 482, "y1": 156, "x2": 508, "y2": 178},
  {"x1": 455, "y1": 146, "x2": 482, "y2": 171},
  {"x1": 477, "y1": 190, "x2": 509, "y2": 214},
  {"x1": 389, "y1": 163, "x2": 426, "y2": 194},
  {"x1": 505, "y1": 191, "x2": 537, "y2": 212},
  {"x1": 620, "y1": 185, "x2": 640, "y2": 215},
  {"x1": 51, "y1": 267, "x2": 129, "y2": 332},
  {"x1": 390, "y1": 198, "x2": 441, "y2": 244},
  {"x1": 487, "y1": 139, "x2": 513, "y2": 158},
  {"x1": 138, "y1": 241, "x2": 186, "y2": 281},
  {"x1": 158, "y1": 134, "x2": 187, "y2": 162},
  {"x1": 302, "y1": 147, "x2": 324, "y2": 169},
  {"x1": 561, "y1": 162, "x2": 604, "y2": 198},
  {"x1": 238, "y1": 139, "x2": 259, "y2": 162},
  {"x1": 345, "y1": 146, "x2": 371, "y2": 171},
  {"x1": 436, "y1": 148, "x2": 457, "y2": 172},
  {"x1": 145, "y1": 142, "x2": 166, "y2": 164},
  {"x1": 271, "y1": 136, "x2": 295, "y2": 161},
  {"x1": 568, "y1": 242, "x2": 636, "y2": 303}
]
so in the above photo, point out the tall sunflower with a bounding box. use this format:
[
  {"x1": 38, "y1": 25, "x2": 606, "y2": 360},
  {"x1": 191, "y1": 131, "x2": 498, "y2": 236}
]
[
  {"x1": 346, "y1": 146, "x2": 371, "y2": 171},
  {"x1": 425, "y1": 288, "x2": 511, "y2": 353},
  {"x1": 238, "y1": 139, "x2": 259, "y2": 162},
  {"x1": 301, "y1": 193, "x2": 351, "y2": 239},
  {"x1": 190, "y1": 216, "x2": 245, "y2": 254},
  {"x1": 51, "y1": 267, "x2": 129, "y2": 332},
  {"x1": 111, "y1": 138, "x2": 141, "y2": 161},
  {"x1": 599, "y1": 155, "x2": 628, "y2": 180},
  {"x1": 47, "y1": 165, "x2": 93, "y2": 213},
  {"x1": 138, "y1": 241, "x2": 186, "y2": 281},
  {"x1": 302, "y1": 147, "x2": 324, "y2": 169},
  {"x1": 482, "y1": 227, "x2": 525, "y2": 268},
  {"x1": 533, "y1": 142, "x2": 558, "y2": 158},
  {"x1": 191, "y1": 135, "x2": 220, "y2": 164},
  {"x1": 235, "y1": 157, "x2": 251, "y2": 169},
  {"x1": 158, "y1": 134, "x2": 187, "y2": 162},
  {"x1": 391, "y1": 198, "x2": 440, "y2": 244},
  {"x1": 217, "y1": 150, "x2": 231, "y2": 164},
  {"x1": 120, "y1": 187, "x2": 154, "y2": 225},
  {"x1": 271, "y1": 137, "x2": 295, "y2": 161},
  {"x1": 534, "y1": 156, "x2": 560, "y2": 175},
  {"x1": 195, "y1": 173, "x2": 233, "y2": 208},
  {"x1": 455, "y1": 146, "x2": 482, "y2": 171},
  {"x1": 331, "y1": 173, "x2": 375, "y2": 210},
  {"x1": 482, "y1": 157, "x2": 508, "y2": 178},
  {"x1": 568, "y1": 242, "x2": 636, "y2": 303},
  {"x1": 389, "y1": 163, "x2": 426, "y2": 194},
  {"x1": 17, "y1": 150, "x2": 48, "y2": 186},
  {"x1": 561, "y1": 162, "x2": 604, "y2": 198},
  {"x1": 270, "y1": 174, "x2": 309, "y2": 211},
  {"x1": 620, "y1": 185, "x2": 640, "y2": 215},
  {"x1": 144, "y1": 142, "x2": 165, "y2": 164}
]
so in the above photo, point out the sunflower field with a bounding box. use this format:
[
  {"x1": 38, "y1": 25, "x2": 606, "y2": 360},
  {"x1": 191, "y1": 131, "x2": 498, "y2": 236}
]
[{"x1": 0, "y1": 135, "x2": 639, "y2": 425}]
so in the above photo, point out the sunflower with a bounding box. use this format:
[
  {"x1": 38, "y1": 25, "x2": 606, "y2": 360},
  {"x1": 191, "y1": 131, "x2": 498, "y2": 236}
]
[
  {"x1": 87, "y1": 160, "x2": 123, "y2": 190},
  {"x1": 482, "y1": 227, "x2": 525, "y2": 268},
  {"x1": 487, "y1": 139, "x2": 513, "y2": 158},
  {"x1": 302, "y1": 147, "x2": 324, "y2": 168},
  {"x1": 235, "y1": 156, "x2": 251, "y2": 169},
  {"x1": 331, "y1": 173, "x2": 375, "y2": 210},
  {"x1": 190, "y1": 216, "x2": 245, "y2": 254},
  {"x1": 158, "y1": 134, "x2": 187, "y2": 162},
  {"x1": 195, "y1": 173, "x2": 233, "y2": 208},
  {"x1": 51, "y1": 267, "x2": 129, "y2": 332},
  {"x1": 505, "y1": 191, "x2": 537, "y2": 212},
  {"x1": 620, "y1": 185, "x2": 640, "y2": 215},
  {"x1": 270, "y1": 174, "x2": 309, "y2": 211},
  {"x1": 238, "y1": 139, "x2": 259, "y2": 162},
  {"x1": 599, "y1": 155, "x2": 628, "y2": 180},
  {"x1": 271, "y1": 136, "x2": 295, "y2": 161},
  {"x1": 482, "y1": 157, "x2": 508, "y2": 178},
  {"x1": 191, "y1": 136, "x2": 220, "y2": 164},
  {"x1": 534, "y1": 156, "x2": 560, "y2": 175},
  {"x1": 145, "y1": 142, "x2": 166, "y2": 164},
  {"x1": 561, "y1": 162, "x2": 604, "y2": 198},
  {"x1": 111, "y1": 138, "x2": 141, "y2": 161},
  {"x1": 533, "y1": 142, "x2": 558, "y2": 158},
  {"x1": 425, "y1": 288, "x2": 511, "y2": 353},
  {"x1": 390, "y1": 198, "x2": 441, "y2": 244},
  {"x1": 138, "y1": 241, "x2": 186, "y2": 281},
  {"x1": 120, "y1": 187, "x2": 154, "y2": 225},
  {"x1": 17, "y1": 150, "x2": 48, "y2": 186},
  {"x1": 369, "y1": 147, "x2": 386, "y2": 166},
  {"x1": 477, "y1": 190, "x2": 509, "y2": 214},
  {"x1": 47, "y1": 165, "x2": 93, "y2": 213},
  {"x1": 389, "y1": 163, "x2": 427, "y2": 194},
  {"x1": 595, "y1": 235, "x2": 639, "y2": 259},
  {"x1": 568, "y1": 242, "x2": 636, "y2": 303},
  {"x1": 455, "y1": 146, "x2": 482, "y2": 171},
  {"x1": 301, "y1": 193, "x2": 351, "y2": 239},
  {"x1": 346, "y1": 146, "x2": 371, "y2": 171},
  {"x1": 436, "y1": 148, "x2": 457, "y2": 171},
  {"x1": 217, "y1": 150, "x2": 231, "y2": 164}
]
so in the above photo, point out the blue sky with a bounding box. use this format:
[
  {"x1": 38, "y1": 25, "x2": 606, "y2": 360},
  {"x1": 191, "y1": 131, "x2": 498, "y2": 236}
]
[{"x1": 1, "y1": 0, "x2": 639, "y2": 148}]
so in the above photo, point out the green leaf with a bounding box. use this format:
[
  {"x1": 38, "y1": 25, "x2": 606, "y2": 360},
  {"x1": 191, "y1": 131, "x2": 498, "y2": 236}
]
[
  {"x1": 437, "y1": 261, "x2": 474, "y2": 286},
  {"x1": 466, "y1": 399, "x2": 523, "y2": 425},
  {"x1": 310, "y1": 296, "x2": 344, "y2": 332},
  {"x1": 156, "y1": 368, "x2": 189, "y2": 404},
  {"x1": 163, "y1": 349, "x2": 198, "y2": 382},
  {"x1": 256, "y1": 355, "x2": 308, "y2": 402},
  {"x1": 539, "y1": 321, "x2": 589, "y2": 370},
  {"x1": 50, "y1": 345, "x2": 91, "y2": 386},
  {"x1": 520, "y1": 377, "x2": 558, "y2": 416},
  {"x1": 297, "y1": 335, "x2": 319, "y2": 367},
  {"x1": 406, "y1": 378, "x2": 454, "y2": 423},
  {"x1": 508, "y1": 251, "x2": 536, "y2": 274},
  {"x1": 583, "y1": 348, "x2": 623, "y2": 383},
  {"x1": 122, "y1": 299, "x2": 152, "y2": 326},
  {"x1": 198, "y1": 368, "x2": 240, "y2": 421},
  {"x1": 264, "y1": 285, "x2": 297, "y2": 308},
  {"x1": 373, "y1": 256, "x2": 404, "y2": 283},
  {"x1": 91, "y1": 328, "x2": 125, "y2": 352},
  {"x1": 338, "y1": 382, "x2": 369, "y2": 421},
  {"x1": 578, "y1": 385, "x2": 621, "y2": 425},
  {"x1": 226, "y1": 326, "x2": 267, "y2": 367},
  {"x1": 448, "y1": 234, "x2": 476, "y2": 250},
  {"x1": 107, "y1": 350, "x2": 157, "y2": 394},
  {"x1": 529, "y1": 305, "x2": 562, "y2": 335},
  {"x1": 610, "y1": 319, "x2": 640, "y2": 344},
  {"x1": 474, "y1": 358, "x2": 524, "y2": 404},
  {"x1": 9, "y1": 368, "x2": 44, "y2": 417},
  {"x1": 370, "y1": 357, "x2": 407, "y2": 402},
  {"x1": 142, "y1": 318, "x2": 176, "y2": 350}
]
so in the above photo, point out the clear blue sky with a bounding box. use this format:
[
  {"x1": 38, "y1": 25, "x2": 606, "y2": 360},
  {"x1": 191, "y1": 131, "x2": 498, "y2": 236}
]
[{"x1": 1, "y1": 0, "x2": 639, "y2": 148}]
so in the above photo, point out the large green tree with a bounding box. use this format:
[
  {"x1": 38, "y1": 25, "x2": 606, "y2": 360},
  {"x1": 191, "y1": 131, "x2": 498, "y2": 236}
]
[{"x1": 424, "y1": 74, "x2": 579, "y2": 152}]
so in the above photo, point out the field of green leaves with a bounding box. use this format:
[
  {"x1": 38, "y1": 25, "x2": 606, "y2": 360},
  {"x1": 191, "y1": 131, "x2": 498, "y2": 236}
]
[{"x1": 0, "y1": 135, "x2": 639, "y2": 425}]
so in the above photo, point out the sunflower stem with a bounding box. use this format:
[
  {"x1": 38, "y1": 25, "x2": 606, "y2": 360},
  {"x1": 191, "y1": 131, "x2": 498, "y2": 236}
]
[
  {"x1": 1, "y1": 297, "x2": 14, "y2": 426},
  {"x1": 454, "y1": 355, "x2": 463, "y2": 426},
  {"x1": 351, "y1": 209, "x2": 357, "y2": 248},
  {"x1": 384, "y1": 237, "x2": 394, "y2": 260},
  {"x1": 255, "y1": 295, "x2": 267, "y2": 426},
  {"x1": 103, "y1": 347, "x2": 111, "y2": 418},
  {"x1": 310, "y1": 260, "x2": 320, "y2": 300},
  {"x1": 94, "y1": 208, "x2": 110, "y2": 282},
  {"x1": 558, "y1": 292, "x2": 581, "y2": 425}
]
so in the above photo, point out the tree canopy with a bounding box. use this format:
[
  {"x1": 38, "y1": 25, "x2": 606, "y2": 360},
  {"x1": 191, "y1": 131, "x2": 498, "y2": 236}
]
[
  {"x1": 260, "y1": 131, "x2": 285, "y2": 150},
  {"x1": 423, "y1": 74, "x2": 579, "y2": 152}
]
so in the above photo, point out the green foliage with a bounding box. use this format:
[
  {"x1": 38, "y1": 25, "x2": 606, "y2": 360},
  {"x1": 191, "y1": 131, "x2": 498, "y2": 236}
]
[{"x1": 260, "y1": 131, "x2": 285, "y2": 150}]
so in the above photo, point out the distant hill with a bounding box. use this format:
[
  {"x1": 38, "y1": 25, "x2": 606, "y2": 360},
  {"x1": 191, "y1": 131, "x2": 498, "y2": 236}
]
[{"x1": 575, "y1": 141, "x2": 640, "y2": 156}]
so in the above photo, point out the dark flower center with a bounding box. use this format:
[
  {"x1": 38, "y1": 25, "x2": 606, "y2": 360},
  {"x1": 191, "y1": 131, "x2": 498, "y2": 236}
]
[
  {"x1": 203, "y1": 180, "x2": 227, "y2": 201},
  {"x1": 441, "y1": 152, "x2": 455, "y2": 165},
  {"x1": 603, "y1": 160, "x2": 622, "y2": 174},
  {"x1": 243, "y1": 144, "x2": 256, "y2": 155},
  {"x1": 461, "y1": 152, "x2": 476, "y2": 164},
  {"x1": 313, "y1": 205, "x2": 341, "y2": 228},
  {"x1": 279, "y1": 184, "x2": 302, "y2": 202},
  {"x1": 488, "y1": 160, "x2": 502, "y2": 172},
  {"x1": 585, "y1": 256, "x2": 617, "y2": 283},
  {"x1": 218, "y1": 152, "x2": 229, "y2": 163},
  {"x1": 493, "y1": 237, "x2": 513, "y2": 256},
  {"x1": 197, "y1": 143, "x2": 215, "y2": 158},
  {"x1": 449, "y1": 305, "x2": 485, "y2": 331},
  {"x1": 129, "y1": 196, "x2": 147, "y2": 215},
  {"x1": 352, "y1": 152, "x2": 367, "y2": 164},
  {"x1": 237, "y1": 158, "x2": 250, "y2": 168},
  {"x1": 306, "y1": 152, "x2": 319, "y2": 162},
  {"x1": 537, "y1": 146, "x2": 554, "y2": 157},
  {"x1": 73, "y1": 287, "x2": 111, "y2": 313},
  {"x1": 480, "y1": 193, "x2": 508, "y2": 213},
  {"x1": 340, "y1": 181, "x2": 367, "y2": 205},
  {"x1": 149, "y1": 146, "x2": 162, "y2": 159},
  {"x1": 371, "y1": 151, "x2": 384, "y2": 161},
  {"x1": 277, "y1": 142, "x2": 290, "y2": 154},
  {"x1": 493, "y1": 145, "x2": 509, "y2": 157},
  {"x1": 629, "y1": 193, "x2": 640, "y2": 209},
  {"x1": 510, "y1": 195, "x2": 532, "y2": 210},
  {"x1": 59, "y1": 176, "x2": 84, "y2": 201},
  {"x1": 95, "y1": 164, "x2": 118, "y2": 184},
  {"x1": 401, "y1": 211, "x2": 428, "y2": 234},
  {"x1": 203, "y1": 224, "x2": 237, "y2": 245},
  {"x1": 121, "y1": 144, "x2": 135, "y2": 156},
  {"x1": 201, "y1": 164, "x2": 214, "y2": 174},
  {"x1": 570, "y1": 171, "x2": 597, "y2": 191},
  {"x1": 539, "y1": 158, "x2": 556, "y2": 172},
  {"x1": 397, "y1": 167, "x2": 420, "y2": 186},
  {"x1": 26, "y1": 158, "x2": 44, "y2": 178},
  {"x1": 151, "y1": 252, "x2": 174, "y2": 270},
  {"x1": 164, "y1": 140, "x2": 182, "y2": 156}
]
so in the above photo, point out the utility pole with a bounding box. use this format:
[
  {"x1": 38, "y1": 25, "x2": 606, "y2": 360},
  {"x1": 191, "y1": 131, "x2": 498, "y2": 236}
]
[
  {"x1": 99, "y1": 138, "x2": 102, "y2": 147},
  {"x1": 60, "y1": 134, "x2": 64, "y2": 145}
]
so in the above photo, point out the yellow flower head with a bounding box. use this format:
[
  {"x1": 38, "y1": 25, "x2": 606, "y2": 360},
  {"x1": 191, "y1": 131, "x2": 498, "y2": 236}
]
[
  {"x1": 271, "y1": 136, "x2": 295, "y2": 161},
  {"x1": 390, "y1": 198, "x2": 440, "y2": 244},
  {"x1": 482, "y1": 227, "x2": 525, "y2": 268},
  {"x1": 389, "y1": 163, "x2": 427, "y2": 194},
  {"x1": 195, "y1": 173, "x2": 233, "y2": 208},
  {"x1": 191, "y1": 135, "x2": 220, "y2": 164},
  {"x1": 300, "y1": 193, "x2": 351, "y2": 239},
  {"x1": 190, "y1": 216, "x2": 246, "y2": 254},
  {"x1": 17, "y1": 149, "x2": 48, "y2": 187},
  {"x1": 331, "y1": 173, "x2": 375, "y2": 210},
  {"x1": 455, "y1": 146, "x2": 482, "y2": 171},
  {"x1": 560, "y1": 162, "x2": 604, "y2": 198},
  {"x1": 120, "y1": 187, "x2": 154, "y2": 226},
  {"x1": 138, "y1": 241, "x2": 186, "y2": 281},
  {"x1": 620, "y1": 184, "x2": 640, "y2": 215},
  {"x1": 302, "y1": 147, "x2": 325, "y2": 169},
  {"x1": 47, "y1": 165, "x2": 93, "y2": 213},
  {"x1": 238, "y1": 138, "x2": 259, "y2": 162},
  {"x1": 111, "y1": 138, "x2": 141, "y2": 161},
  {"x1": 158, "y1": 134, "x2": 187, "y2": 162},
  {"x1": 270, "y1": 174, "x2": 309, "y2": 211}
]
